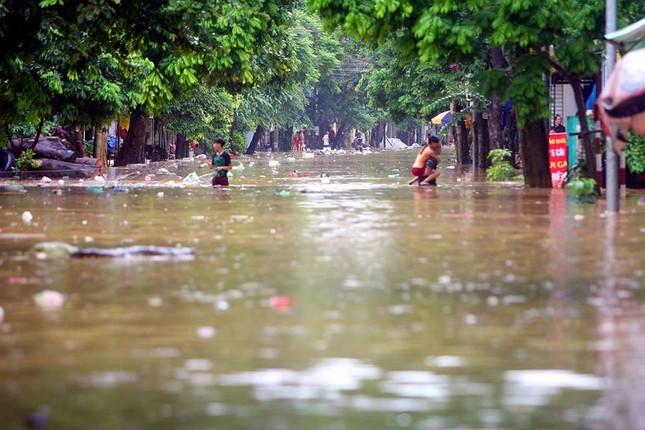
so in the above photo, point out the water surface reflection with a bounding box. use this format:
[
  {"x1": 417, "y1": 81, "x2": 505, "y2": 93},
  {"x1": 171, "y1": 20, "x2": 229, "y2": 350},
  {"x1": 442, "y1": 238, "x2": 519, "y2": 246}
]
[{"x1": 0, "y1": 150, "x2": 643, "y2": 429}]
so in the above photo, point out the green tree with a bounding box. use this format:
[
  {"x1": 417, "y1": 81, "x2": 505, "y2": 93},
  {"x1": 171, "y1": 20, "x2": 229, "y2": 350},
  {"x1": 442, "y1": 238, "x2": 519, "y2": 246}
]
[
  {"x1": 306, "y1": 37, "x2": 380, "y2": 148},
  {"x1": 113, "y1": 0, "x2": 297, "y2": 165},
  {"x1": 236, "y1": 9, "x2": 321, "y2": 154},
  {"x1": 0, "y1": 0, "x2": 298, "y2": 165}
]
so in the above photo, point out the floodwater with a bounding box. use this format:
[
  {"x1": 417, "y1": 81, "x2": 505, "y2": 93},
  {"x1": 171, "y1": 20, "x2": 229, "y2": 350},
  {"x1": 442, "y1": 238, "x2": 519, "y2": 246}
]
[{"x1": 0, "y1": 149, "x2": 644, "y2": 430}]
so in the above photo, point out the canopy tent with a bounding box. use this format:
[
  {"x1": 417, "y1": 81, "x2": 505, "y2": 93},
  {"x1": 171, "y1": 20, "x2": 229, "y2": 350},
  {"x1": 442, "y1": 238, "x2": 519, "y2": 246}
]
[
  {"x1": 381, "y1": 137, "x2": 408, "y2": 149},
  {"x1": 605, "y1": 17, "x2": 645, "y2": 52},
  {"x1": 431, "y1": 110, "x2": 452, "y2": 125}
]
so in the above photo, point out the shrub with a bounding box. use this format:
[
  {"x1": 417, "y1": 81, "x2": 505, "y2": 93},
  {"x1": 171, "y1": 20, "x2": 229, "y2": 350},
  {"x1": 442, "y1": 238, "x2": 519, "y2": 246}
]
[
  {"x1": 12, "y1": 149, "x2": 40, "y2": 176},
  {"x1": 626, "y1": 132, "x2": 645, "y2": 174},
  {"x1": 486, "y1": 148, "x2": 521, "y2": 182}
]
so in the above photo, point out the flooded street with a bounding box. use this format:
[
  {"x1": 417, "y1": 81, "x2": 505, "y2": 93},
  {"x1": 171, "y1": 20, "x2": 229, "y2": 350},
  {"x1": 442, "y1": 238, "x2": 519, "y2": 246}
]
[{"x1": 1, "y1": 149, "x2": 644, "y2": 429}]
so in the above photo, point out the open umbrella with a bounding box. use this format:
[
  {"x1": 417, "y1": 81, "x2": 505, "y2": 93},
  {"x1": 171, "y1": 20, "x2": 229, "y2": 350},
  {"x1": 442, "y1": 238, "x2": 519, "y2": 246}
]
[{"x1": 431, "y1": 110, "x2": 452, "y2": 125}]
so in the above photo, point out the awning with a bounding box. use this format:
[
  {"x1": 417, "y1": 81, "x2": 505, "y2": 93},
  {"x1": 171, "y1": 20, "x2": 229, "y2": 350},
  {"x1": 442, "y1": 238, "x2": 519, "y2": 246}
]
[{"x1": 605, "y1": 17, "x2": 645, "y2": 52}]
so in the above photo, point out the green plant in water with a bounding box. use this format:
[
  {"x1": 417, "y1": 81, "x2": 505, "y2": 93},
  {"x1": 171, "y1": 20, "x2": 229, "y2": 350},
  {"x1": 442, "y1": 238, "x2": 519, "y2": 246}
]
[
  {"x1": 486, "y1": 148, "x2": 521, "y2": 182},
  {"x1": 12, "y1": 149, "x2": 40, "y2": 176},
  {"x1": 567, "y1": 160, "x2": 597, "y2": 203}
]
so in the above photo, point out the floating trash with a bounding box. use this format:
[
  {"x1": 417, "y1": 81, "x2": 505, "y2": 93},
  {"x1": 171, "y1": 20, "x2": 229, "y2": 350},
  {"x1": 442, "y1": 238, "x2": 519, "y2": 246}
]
[
  {"x1": 112, "y1": 184, "x2": 129, "y2": 193},
  {"x1": 34, "y1": 290, "x2": 65, "y2": 310},
  {"x1": 278, "y1": 190, "x2": 291, "y2": 197},
  {"x1": 40, "y1": 176, "x2": 52, "y2": 184},
  {"x1": 214, "y1": 300, "x2": 230, "y2": 312},
  {"x1": 0, "y1": 305, "x2": 4, "y2": 322},
  {"x1": 157, "y1": 168, "x2": 171, "y2": 175},
  {"x1": 269, "y1": 296, "x2": 293, "y2": 310},
  {"x1": 4, "y1": 184, "x2": 26, "y2": 192},
  {"x1": 86, "y1": 187, "x2": 103, "y2": 194},
  {"x1": 22, "y1": 211, "x2": 33, "y2": 225},
  {"x1": 148, "y1": 296, "x2": 163, "y2": 307},
  {"x1": 182, "y1": 172, "x2": 201, "y2": 185},
  {"x1": 157, "y1": 192, "x2": 164, "y2": 198},
  {"x1": 196, "y1": 326, "x2": 217, "y2": 339}
]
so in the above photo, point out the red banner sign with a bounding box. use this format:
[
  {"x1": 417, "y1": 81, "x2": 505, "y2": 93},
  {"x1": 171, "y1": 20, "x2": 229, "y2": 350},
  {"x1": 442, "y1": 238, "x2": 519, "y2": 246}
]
[{"x1": 548, "y1": 133, "x2": 568, "y2": 188}]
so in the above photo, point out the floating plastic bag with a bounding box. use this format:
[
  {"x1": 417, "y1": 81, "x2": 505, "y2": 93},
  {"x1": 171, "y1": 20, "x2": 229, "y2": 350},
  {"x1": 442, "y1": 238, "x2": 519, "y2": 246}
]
[{"x1": 182, "y1": 172, "x2": 201, "y2": 185}]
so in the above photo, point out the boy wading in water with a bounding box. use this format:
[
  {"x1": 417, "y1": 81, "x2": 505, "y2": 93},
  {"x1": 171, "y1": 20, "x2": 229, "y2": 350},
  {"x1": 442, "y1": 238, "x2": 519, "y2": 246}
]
[
  {"x1": 408, "y1": 135, "x2": 442, "y2": 186},
  {"x1": 209, "y1": 137, "x2": 232, "y2": 186}
]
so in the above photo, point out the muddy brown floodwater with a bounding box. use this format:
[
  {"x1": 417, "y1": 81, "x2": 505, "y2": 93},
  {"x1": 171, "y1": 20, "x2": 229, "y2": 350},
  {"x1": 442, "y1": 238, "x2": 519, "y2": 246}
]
[{"x1": 0, "y1": 148, "x2": 644, "y2": 429}]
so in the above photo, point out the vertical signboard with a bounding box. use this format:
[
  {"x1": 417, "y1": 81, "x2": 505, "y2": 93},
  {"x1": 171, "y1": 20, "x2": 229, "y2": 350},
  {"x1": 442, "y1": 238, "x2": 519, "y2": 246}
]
[{"x1": 548, "y1": 133, "x2": 568, "y2": 188}]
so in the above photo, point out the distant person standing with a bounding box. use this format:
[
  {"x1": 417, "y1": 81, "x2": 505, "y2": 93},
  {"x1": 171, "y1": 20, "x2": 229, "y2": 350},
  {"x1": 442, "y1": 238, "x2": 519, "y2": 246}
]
[
  {"x1": 322, "y1": 131, "x2": 330, "y2": 150},
  {"x1": 298, "y1": 129, "x2": 306, "y2": 151},
  {"x1": 328, "y1": 127, "x2": 337, "y2": 149},
  {"x1": 209, "y1": 137, "x2": 232, "y2": 186},
  {"x1": 550, "y1": 115, "x2": 566, "y2": 134},
  {"x1": 353, "y1": 131, "x2": 364, "y2": 152}
]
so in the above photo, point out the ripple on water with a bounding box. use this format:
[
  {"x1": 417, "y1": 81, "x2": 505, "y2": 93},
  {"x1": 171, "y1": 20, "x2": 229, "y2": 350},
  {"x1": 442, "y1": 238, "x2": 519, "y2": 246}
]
[{"x1": 504, "y1": 369, "x2": 601, "y2": 407}]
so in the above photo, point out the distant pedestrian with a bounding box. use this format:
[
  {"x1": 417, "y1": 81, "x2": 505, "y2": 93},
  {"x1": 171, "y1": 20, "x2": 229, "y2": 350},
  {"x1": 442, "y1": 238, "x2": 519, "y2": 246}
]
[
  {"x1": 322, "y1": 131, "x2": 330, "y2": 149},
  {"x1": 328, "y1": 127, "x2": 337, "y2": 149},
  {"x1": 550, "y1": 115, "x2": 566, "y2": 134},
  {"x1": 352, "y1": 131, "x2": 364, "y2": 152},
  {"x1": 209, "y1": 137, "x2": 232, "y2": 186}
]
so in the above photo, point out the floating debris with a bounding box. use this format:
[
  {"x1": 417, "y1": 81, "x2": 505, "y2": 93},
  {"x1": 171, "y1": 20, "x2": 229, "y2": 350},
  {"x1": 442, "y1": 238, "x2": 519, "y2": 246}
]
[
  {"x1": 269, "y1": 296, "x2": 294, "y2": 310},
  {"x1": 34, "y1": 290, "x2": 65, "y2": 310},
  {"x1": 31, "y1": 242, "x2": 195, "y2": 259},
  {"x1": 22, "y1": 211, "x2": 33, "y2": 225}
]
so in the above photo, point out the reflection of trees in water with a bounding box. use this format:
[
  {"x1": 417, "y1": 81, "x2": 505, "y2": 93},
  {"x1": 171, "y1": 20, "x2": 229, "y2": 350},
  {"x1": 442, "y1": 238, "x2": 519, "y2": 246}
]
[{"x1": 595, "y1": 215, "x2": 645, "y2": 430}]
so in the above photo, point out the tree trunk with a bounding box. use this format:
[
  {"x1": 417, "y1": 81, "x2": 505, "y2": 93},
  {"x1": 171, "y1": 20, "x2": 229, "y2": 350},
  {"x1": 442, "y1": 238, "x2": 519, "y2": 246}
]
[
  {"x1": 245, "y1": 125, "x2": 265, "y2": 155},
  {"x1": 336, "y1": 119, "x2": 349, "y2": 149},
  {"x1": 520, "y1": 118, "x2": 551, "y2": 187},
  {"x1": 372, "y1": 122, "x2": 386, "y2": 148},
  {"x1": 94, "y1": 127, "x2": 108, "y2": 169},
  {"x1": 452, "y1": 102, "x2": 469, "y2": 164},
  {"x1": 280, "y1": 126, "x2": 294, "y2": 152},
  {"x1": 28, "y1": 159, "x2": 100, "y2": 179},
  {"x1": 10, "y1": 137, "x2": 76, "y2": 161},
  {"x1": 73, "y1": 128, "x2": 86, "y2": 158},
  {"x1": 488, "y1": 96, "x2": 503, "y2": 150},
  {"x1": 176, "y1": 134, "x2": 189, "y2": 159},
  {"x1": 114, "y1": 113, "x2": 147, "y2": 166},
  {"x1": 503, "y1": 106, "x2": 521, "y2": 167},
  {"x1": 475, "y1": 112, "x2": 490, "y2": 168},
  {"x1": 269, "y1": 128, "x2": 278, "y2": 151},
  {"x1": 28, "y1": 118, "x2": 45, "y2": 151}
]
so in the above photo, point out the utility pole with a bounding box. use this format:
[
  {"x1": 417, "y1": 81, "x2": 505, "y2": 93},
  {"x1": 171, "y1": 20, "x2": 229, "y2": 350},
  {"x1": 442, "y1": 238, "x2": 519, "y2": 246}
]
[{"x1": 605, "y1": 0, "x2": 619, "y2": 212}]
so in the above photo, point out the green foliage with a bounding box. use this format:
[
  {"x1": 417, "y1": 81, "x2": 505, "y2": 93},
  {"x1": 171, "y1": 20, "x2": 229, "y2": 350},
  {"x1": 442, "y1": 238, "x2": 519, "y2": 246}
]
[
  {"x1": 229, "y1": 131, "x2": 247, "y2": 154},
  {"x1": 566, "y1": 160, "x2": 596, "y2": 203},
  {"x1": 486, "y1": 148, "x2": 521, "y2": 182},
  {"x1": 626, "y1": 132, "x2": 645, "y2": 174},
  {"x1": 160, "y1": 86, "x2": 235, "y2": 141},
  {"x1": 567, "y1": 177, "x2": 597, "y2": 203},
  {"x1": 1, "y1": 0, "x2": 297, "y2": 148},
  {"x1": 5, "y1": 120, "x2": 57, "y2": 142},
  {"x1": 12, "y1": 149, "x2": 39, "y2": 174}
]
